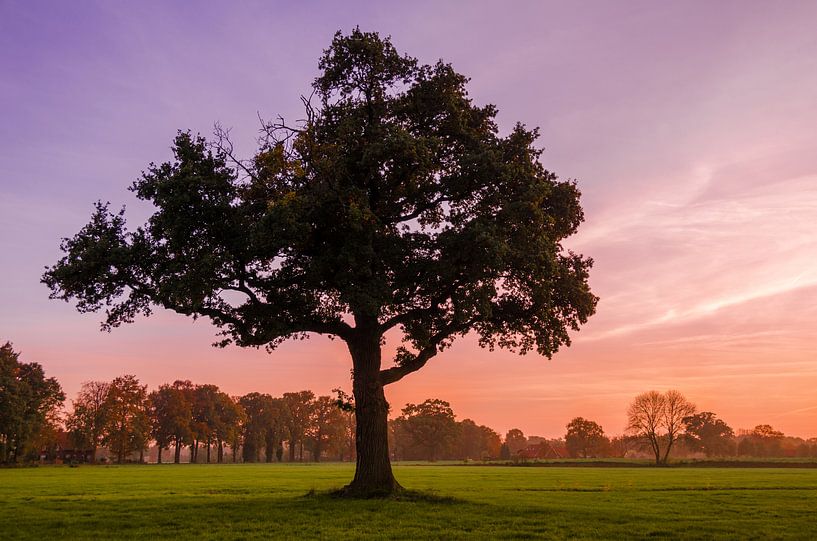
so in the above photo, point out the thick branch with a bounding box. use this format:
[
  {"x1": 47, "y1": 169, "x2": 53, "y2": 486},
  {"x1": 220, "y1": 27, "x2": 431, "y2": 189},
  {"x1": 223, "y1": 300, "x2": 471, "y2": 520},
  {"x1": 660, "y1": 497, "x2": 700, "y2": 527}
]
[
  {"x1": 379, "y1": 343, "x2": 439, "y2": 386},
  {"x1": 379, "y1": 319, "x2": 474, "y2": 385}
]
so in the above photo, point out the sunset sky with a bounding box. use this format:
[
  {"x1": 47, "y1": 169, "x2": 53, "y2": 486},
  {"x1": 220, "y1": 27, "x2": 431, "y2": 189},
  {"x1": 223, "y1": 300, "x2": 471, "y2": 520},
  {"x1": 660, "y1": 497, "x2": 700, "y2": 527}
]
[{"x1": 2, "y1": 1, "x2": 816, "y2": 438}]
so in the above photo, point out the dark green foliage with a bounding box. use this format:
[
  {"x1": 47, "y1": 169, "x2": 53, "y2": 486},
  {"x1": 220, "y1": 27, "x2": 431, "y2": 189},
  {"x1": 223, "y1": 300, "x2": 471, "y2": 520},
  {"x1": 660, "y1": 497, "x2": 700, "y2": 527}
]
[
  {"x1": 565, "y1": 417, "x2": 610, "y2": 458},
  {"x1": 683, "y1": 412, "x2": 735, "y2": 457},
  {"x1": 0, "y1": 342, "x2": 65, "y2": 463},
  {"x1": 392, "y1": 399, "x2": 458, "y2": 461},
  {"x1": 148, "y1": 383, "x2": 194, "y2": 463},
  {"x1": 42, "y1": 29, "x2": 597, "y2": 492},
  {"x1": 42, "y1": 28, "x2": 596, "y2": 375},
  {"x1": 239, "y1": 392, "x2": 284, "y2": 463}
]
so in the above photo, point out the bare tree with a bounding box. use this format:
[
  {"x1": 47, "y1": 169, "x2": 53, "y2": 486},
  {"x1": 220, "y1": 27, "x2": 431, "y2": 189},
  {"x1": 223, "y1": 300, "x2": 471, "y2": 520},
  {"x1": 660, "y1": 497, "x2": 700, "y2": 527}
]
[
  {"x1": 661, "y1": 390, "x2": 696, "y2": 463},
  {"x1": 627, "y1": 391, "x2": 665, "y2": 465},
  {"x1": 627, "y1": 390, "x2": 695, "y2": 465}
]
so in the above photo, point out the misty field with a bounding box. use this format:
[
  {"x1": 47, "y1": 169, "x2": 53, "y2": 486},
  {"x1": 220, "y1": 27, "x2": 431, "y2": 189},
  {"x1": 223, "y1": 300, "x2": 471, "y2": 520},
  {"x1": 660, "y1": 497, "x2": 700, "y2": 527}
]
[{"x1": 1, "y1": 464, "x2": 816, "y2": 539}]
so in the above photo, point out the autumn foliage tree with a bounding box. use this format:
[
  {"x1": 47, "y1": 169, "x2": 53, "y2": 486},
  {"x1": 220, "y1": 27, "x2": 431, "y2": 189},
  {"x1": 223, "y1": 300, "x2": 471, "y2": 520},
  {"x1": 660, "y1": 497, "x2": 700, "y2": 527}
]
[
  {"x1": 282, "y1": 390, "x2": 316, "y2": 462},
  {"x1": 308, "y1": 395, "x2": 347, "y2": 462},
  {"x1": 66, "y1": 380, "x2": 110, "y2": 462},
  {"x1": 103, "y1": 375, "x2": 149, "y2": 463},
  {"x1": 42, "y1": 29, "x2": 596, "y2": 494},
  {"x1": 0, "y1": 342, "x2": 65, "y2": 463},
  {"x1": 148, "y1": 382, "x2": 193, "y2": 463}
]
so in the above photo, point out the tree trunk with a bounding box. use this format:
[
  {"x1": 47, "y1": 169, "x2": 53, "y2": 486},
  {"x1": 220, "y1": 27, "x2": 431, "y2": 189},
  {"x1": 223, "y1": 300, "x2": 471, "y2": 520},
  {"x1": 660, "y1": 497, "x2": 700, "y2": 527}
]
[
  {"x1": 341, "y1": 331, "x2": 401, "y2": 496},
  {"x1": 157, "y1": 446, "x2": 163, "y2": 464},
  {"x1": 649, "y1": 435, "x2": 661, "y2": 465},
  {"x1": 662, "y1": 436, "x2": 675, "y2": 465},
  {"x1": 91, "y1": 446, "x2": 97, "y2": 464},
  {"x1": 217, "y1": 440, "x2": 223, "y2": 463},
  {"x1": 174, "y1": 440, "x2": 181, "y2": 464},
  {"x1": 289, "y1": 438, "x2": 295, "y2": 462},
  {"x1": 206, "y1": 441, "x2": 211, "y2": 463}
]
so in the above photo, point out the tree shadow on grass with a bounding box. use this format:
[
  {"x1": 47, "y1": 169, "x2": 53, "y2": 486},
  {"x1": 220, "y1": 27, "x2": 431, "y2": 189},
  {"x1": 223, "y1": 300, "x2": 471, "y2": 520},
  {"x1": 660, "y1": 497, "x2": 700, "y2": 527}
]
[{"x1": 302, "y1": 487, "x2": 464, "y2": 504}]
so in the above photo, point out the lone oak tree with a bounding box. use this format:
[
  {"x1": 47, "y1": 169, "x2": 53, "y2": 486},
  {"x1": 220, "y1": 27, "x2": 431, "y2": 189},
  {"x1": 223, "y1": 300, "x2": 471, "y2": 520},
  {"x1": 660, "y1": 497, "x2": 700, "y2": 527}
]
[{"x1": 43, "y1": 29, "x2": 597, "y2": 495}]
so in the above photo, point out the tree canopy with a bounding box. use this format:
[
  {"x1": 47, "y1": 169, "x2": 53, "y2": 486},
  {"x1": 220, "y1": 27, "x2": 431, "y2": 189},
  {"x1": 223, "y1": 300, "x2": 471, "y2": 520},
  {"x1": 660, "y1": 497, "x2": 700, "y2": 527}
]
[
  {"x1": 42, "y1": 28, "x2": 597, "y2": 494},
  {"x1": 0, "y1": 342, "x2": 65, "y2": 463},
  {"x1": 565, "y1": 417, "x2": 609, "y2": 458}
]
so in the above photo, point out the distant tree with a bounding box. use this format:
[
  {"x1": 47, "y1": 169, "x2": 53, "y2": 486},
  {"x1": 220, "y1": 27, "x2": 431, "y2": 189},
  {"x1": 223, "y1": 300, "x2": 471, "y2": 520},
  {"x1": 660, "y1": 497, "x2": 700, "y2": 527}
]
[
  {"x1": 661, "y1": 390, "x2": 696, "y2": 462},
  {"x1": 456, "y1": 419, "x2": 481, "y2": 460},
  {"x1": 457, "y1": 419, "x2": 501, "y2": 460},
  {"x1": 169, "y1": 380, "x2": 196, "y2": 462},
  {"x1": 42, "y1": 29, "x2": 597, "y2": 495},
  {"x1": 0, "y1": 342, "x2": 65, "y2": 463},
  {"x1": 227, "y1": 395, "x2": 245, "y2": 462},
  {"x1": 627, "y1": 391, "x2": 664, "y2": 464},
  {"x1": 103, "y1": 375, "x2": 149, "y2": 463},
  {"x1": 239, "y1": 393, "x2": 282, "y2": 463},
  {"x1": 263, "y1": 398, "x2": 286, "y2": 463},
  {"x1": 190, "y1": 384, "x2": 221, "y2": 463},
  {"x1": 307, "y1": 395, "x2": 346, "y2": 462},
  {"x1": 737, "y1": 435, "x2": 756, "y2": 457},
  {"x1": 608, "y1": 435, "x2": 638, "y2": 458},
  {"x1": 213, "y1": 391, "x2": 246, "y2": 463},
  {"x1": 148, "y1": 383, "x2": 193, "y2": 464},
  {"x1": 682, "y1": 412, "x2": 734, "y2": 457},
  {"x1": 282, "y1": 391, "x2": 316, "y2": 461},
  {"x1": 499, "y1": 443, "x2": 511, "y2": 460},
  {"x1": 66, "y1": 380, "x2": 110, "y2": 462},
  {"x1": 332, "y1": 388, "x2": 356, "y2": 462},
  {"x1": 627, "y1": 390, "x2": 695, "y2": 465},
  {"x1": 395, "y1": 399, "x2": 458, "y2": 461},
  {"x1": 750, "y1": 424, "x2": 784, "y2": 457},
  {"x1": 504, "y1": 428, "x2": 528, "y2": 455},
  {"x1": 565, "y1": 417, "x2": 608, "y2": 458}
]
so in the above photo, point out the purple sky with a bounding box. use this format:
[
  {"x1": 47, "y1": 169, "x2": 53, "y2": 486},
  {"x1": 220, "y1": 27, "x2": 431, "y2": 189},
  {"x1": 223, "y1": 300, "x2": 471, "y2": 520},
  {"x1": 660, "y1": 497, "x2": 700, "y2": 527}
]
[{"x1": 2, "y1": 1, "x2": 816, "y2": 437}]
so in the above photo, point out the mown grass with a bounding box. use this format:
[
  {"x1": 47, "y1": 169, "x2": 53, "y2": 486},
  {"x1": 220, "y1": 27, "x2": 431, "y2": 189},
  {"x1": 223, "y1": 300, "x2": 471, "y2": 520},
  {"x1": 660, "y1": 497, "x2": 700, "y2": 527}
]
[{"x1": 1, "y1": 463, "x2": 816, "y2": 539}]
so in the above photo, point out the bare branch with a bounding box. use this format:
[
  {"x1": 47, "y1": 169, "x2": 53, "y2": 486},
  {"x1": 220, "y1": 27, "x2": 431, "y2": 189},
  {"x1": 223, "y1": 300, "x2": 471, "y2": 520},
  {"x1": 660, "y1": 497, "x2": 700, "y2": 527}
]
[{"x1": 212, "y1": 123, "x2": 258, "y2": 182}]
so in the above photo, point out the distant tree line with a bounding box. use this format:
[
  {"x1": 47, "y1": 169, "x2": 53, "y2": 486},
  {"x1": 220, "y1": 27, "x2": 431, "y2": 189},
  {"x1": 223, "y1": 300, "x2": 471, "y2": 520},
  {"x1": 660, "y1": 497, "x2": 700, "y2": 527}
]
[
  {"x1": 65, "y1": 378, "x2": 355, "y2": 464},
  {"x1": 2, "y1": 343, "x2": 816, "y2": 464}
]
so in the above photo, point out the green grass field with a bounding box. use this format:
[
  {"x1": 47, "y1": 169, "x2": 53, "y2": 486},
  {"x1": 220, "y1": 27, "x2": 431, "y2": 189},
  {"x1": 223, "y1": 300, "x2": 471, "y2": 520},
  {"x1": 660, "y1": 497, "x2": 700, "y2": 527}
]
[{"x1": 1, "y1": 464, "x2": 816, "y2": 539}]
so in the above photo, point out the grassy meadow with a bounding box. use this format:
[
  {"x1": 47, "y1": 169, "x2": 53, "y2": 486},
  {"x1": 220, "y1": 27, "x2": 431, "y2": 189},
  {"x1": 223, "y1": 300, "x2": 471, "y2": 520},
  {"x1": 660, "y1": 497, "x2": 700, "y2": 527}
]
[{"x1": 1, "y1": 463, "x2": 816, "y2": 539}]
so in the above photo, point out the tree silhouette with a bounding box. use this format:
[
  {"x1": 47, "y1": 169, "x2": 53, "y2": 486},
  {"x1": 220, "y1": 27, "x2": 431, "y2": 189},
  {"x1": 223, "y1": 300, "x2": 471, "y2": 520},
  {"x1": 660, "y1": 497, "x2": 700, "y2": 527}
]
[
  {"x1": 683, "y1": 412, "x2": 734, "y2": 457},
  {"x1": 627, "y1": 390, "x2": 695, "y2": 465},
  {"x1": 393, "y1": 399, "x2": 458, "y2": 461},
  {"x1": 148, "y1": 383, "x2": 193, "y2": 464},
  {"x1": 505, "y1": 429, "x2": 528, "y2": 456},
  {"x1": 42, "y1": 29, "x2": 596, "y2": 494},
  {"x1": 565, "y1": 417, "x2": 608, "y2": 458}
]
